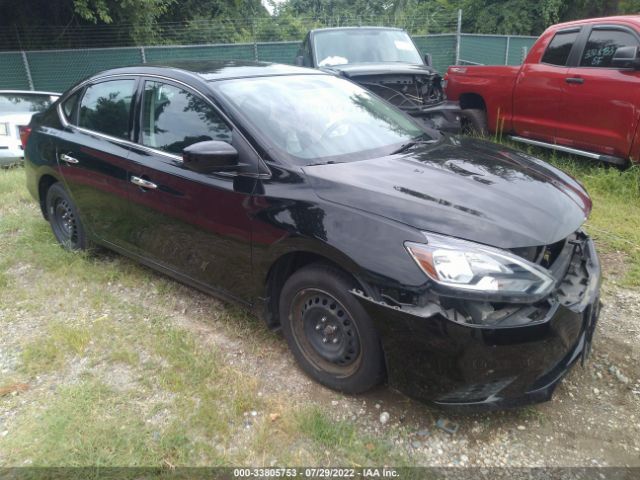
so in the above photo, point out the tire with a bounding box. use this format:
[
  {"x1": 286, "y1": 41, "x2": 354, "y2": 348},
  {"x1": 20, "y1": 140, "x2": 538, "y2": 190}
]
[
  {"x1": 461, "y1": 108, "x2": 489, "y2": 137},
  {"x1": 279, "y1": 263, "x2": 385, "y2": 393},
  {"x1": 45, "y1": 182, "x2": 90, "y2": 251}
]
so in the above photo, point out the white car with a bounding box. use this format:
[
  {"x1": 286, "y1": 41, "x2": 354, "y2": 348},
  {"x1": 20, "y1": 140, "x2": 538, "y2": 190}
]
[{"x1": 0, "y1": 90, "x2": 60, "y2": 166}]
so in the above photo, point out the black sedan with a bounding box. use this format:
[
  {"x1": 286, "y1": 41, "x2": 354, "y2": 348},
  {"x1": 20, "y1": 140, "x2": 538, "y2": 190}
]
[{"x1": 24, "y1": 61, "x2": 601, "y2": 409}]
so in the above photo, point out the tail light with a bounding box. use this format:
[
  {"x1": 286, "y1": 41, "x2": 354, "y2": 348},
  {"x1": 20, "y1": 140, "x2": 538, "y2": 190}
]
[{"x1": 18, "y1": 126, "x2": 31, "y2": 149}]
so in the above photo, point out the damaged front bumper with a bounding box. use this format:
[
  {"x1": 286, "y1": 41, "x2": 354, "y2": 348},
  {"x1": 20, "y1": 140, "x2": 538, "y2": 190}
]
[
  {"x1": 407, "y1": 100, "x2": 462, "y2": 134},
  {"x1": 352, "y1": 235, "x2": 602, "y2": 409}
]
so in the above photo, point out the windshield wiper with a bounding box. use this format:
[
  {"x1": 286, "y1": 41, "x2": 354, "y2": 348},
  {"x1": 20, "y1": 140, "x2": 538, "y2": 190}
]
[
  {"x1": 391, "y1": 139, "x2": 435, "y2": 155},
  {"x1": 305, "y1": 160, "x2": 344, "y2": 167}
]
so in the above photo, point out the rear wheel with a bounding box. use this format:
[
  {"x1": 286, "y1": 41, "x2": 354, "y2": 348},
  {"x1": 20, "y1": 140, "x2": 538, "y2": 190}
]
[
  {"x1": 461, "y1": 108, "x2": 489, "y2": 137},
  {"x1": 45, "y1": 182, "x2": 89, "y2": 251},
  {"x1": 279, "y1": 263, "x2": 385, "y2": 393}
]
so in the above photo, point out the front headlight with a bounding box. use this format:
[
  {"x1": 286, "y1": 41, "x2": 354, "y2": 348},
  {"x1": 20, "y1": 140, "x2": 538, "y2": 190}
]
[
  {"x1": 0, "y1": 123, "x2": 9, "y2": 136},
  {"x1": 405, "y1": 233, "x2": 555, "y2": 301}
]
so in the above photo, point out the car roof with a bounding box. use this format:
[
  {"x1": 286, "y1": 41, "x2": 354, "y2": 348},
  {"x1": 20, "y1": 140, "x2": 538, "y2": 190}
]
[
  {"x1": 91, "y1": 61, "x2": 323, "y2": 84},
  {"x1": 0, "y1": 90, "x2": 60, "y2": 96},
  {"x1": 310, "y1": 26, "x2": 406, "y2": 34},
  {"x1": 551, "y1": 14, "x2": 640, "y2": 30}
]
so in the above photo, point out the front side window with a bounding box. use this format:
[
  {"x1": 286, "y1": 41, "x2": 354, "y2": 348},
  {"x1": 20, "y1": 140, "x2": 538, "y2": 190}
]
[
  {"x1": 141, "y1": 81, "x2": 232, "y2": 155},
  {"x1": 541, "y1": 30, "x2": 579, "y2": 66},
  {"x1": 580, "y1": 29, "x2": 639, "y2": 67},
  {"x1": 300, "y1": 35, "x2": 312, "y2": 67},
  {"x1": 79, "y1": 79, "x2": 135, "y2": 139},
  {"x1": 216, "y1": 74, "x2": 430, "y2": 165}
]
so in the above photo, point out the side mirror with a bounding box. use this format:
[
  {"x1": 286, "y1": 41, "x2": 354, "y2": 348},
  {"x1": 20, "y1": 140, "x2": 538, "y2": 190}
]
[
  {"x1": 612, "y1": 46, "x2": 640, "y2": 69},
  {"x1": 182, "y1": 140, "x2": 238, "y2": 173},
  {"x1": 295, "y1": 55, "x2": 304, "y2": 67},
  {"x1": 424, "y1": 53, "x2": 433, "y2": 67}
]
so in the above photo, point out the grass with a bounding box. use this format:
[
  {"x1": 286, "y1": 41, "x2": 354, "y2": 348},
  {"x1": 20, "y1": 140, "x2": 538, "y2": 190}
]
[
  {"x1": 0, "y1": 143, "x2": 639, "y2": 467},
  {"x1": 20, "y1": 322, "x2": 91, "y2": 374},
  {"x1": 295, "y1": 407, "x2": 400, "y2": 465}
]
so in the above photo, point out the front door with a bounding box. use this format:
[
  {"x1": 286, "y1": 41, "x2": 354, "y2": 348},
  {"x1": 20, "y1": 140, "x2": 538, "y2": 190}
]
[
  {"x1": 125, "y1": 79, "x2": 257, "y2": 302},
  {"x1": 55, "y1": 78, "x2": 137, "y2": 246},
  {"x1": 559, "y1": 25, "x2": 640, "y2": 159}
]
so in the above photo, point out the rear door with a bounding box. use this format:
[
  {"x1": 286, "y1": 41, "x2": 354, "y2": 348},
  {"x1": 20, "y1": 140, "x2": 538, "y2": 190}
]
[
  {"x1": 125, "y1": 78, "x2": 257, "y2": 301},
  {"x1": 512, "y1": 28, "x2": 581, "y2": 142},
  {"x1": 559, "y1": 25, "x2": 640, "y2": 159},
  {"x1": 55, "y1": 78, "x2": 137, "y2": 246}
]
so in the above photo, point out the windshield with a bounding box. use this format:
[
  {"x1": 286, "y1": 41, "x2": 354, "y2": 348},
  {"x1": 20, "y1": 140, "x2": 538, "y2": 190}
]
[
  {"x1": 216, "y1": 75, "x2": 432, "y2": 165},
  {"x1": 0, "y1": 93, "x2": 57, "y2": 114},
  {"x1": 313, "y1": 29, "x2": 423, "y2": 67}
]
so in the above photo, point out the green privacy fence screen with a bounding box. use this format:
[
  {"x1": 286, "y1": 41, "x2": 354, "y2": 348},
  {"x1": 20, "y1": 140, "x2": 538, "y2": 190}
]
[
  {"x1": 0, "y1": 33, "x2": 536, "y2": 93},
  {"x1": 458, "y1": 34, "x2": 537, "y2": 66}
]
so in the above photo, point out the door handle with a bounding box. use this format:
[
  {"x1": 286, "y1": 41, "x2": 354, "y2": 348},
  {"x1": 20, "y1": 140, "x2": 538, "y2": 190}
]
[
  {"x1": 565, "y1": 77, "x2": 584, "y2": 84},
  {"x1": 130, "y1": 175, "x2": 157, "y2": 190},
  {"x1": 60, "y1": 153, "x2": 79, "y2": 164}
]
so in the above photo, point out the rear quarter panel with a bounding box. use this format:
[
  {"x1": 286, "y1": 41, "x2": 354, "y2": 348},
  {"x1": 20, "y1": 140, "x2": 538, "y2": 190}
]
[{"x1": 24, "y1": 107, "x2": 64, "y2": 207}]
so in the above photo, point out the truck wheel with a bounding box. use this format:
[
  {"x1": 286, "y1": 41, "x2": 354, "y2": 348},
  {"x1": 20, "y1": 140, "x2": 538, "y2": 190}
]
[
  {"x1": 461, "y1": 109, "x2": 488, "y2": 137},
  {"x1": 279, "y1": 263, "x2": 385, "y2": 394}
]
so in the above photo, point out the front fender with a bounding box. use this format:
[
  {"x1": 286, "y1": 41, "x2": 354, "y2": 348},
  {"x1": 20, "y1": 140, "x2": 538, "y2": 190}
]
[{"x1": 249, "y1": 193, "x2": 429, "y2": 302}]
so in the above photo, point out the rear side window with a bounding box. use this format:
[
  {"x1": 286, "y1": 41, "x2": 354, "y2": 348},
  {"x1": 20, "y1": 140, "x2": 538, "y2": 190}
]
[
  {"x1": 62, "y1": 90, "x2": 81, "y2": 124},
  {"x1": 541, "y1": 31, "x2": 579, "y2": 66},
  {"x1": 580, "y1": 29, "x2": 639, "y2": 67},
  {"x1": 140, "y1": 80, "x2": 232, "y2": 155},
  {"x1": 79, "y1": 79, "x2": 135, "y2": 139}
]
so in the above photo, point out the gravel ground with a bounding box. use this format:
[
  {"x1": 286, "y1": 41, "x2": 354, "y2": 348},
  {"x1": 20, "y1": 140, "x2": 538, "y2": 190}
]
[
  {"x1": 173, "y1": 284, "x2": 640, "y2": 467},
  {"x1": 0, "y1": 249, "x2": 639, "y2": 467}
]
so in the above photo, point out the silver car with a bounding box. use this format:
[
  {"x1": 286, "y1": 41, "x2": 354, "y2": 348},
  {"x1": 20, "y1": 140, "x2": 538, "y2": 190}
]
[{"x1": 0, "y1": 90, "x2": 59, "y2": 166}]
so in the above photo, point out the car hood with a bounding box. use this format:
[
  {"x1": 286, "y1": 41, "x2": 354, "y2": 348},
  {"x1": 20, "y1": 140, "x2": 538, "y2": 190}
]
[
  {"x1": 321, "y1": 62, "x2": 438, "y2": 78},
  {"x1": 303, "y1": 136, "x2": 591, "y2": 249}
]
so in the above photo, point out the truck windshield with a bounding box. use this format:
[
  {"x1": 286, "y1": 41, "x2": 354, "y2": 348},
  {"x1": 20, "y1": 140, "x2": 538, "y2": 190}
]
[
  {"x1": 216, "y1": 74, "x2": 433, "y2": 165},
  {"x1": 313, "y1": 29, "x2": 423, "y2": 67}
]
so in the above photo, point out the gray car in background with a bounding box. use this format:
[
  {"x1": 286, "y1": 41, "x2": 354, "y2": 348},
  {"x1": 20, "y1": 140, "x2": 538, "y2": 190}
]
[{"x1": 0, "y1": 90, "x2": 59, "y2": 166}]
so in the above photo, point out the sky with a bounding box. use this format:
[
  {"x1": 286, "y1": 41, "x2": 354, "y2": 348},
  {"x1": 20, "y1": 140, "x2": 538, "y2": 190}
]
[{"x1": 262, "y1": 0, "x2": 286, "y2": 15}]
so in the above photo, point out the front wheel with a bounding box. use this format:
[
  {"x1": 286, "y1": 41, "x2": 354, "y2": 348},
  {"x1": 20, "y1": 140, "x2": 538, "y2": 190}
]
[
  {"x1": 279, "y1": 264, "x2": 385, "y2": 393},
  {"x1": 45, "y1": 182, "x2": 90, "y2": 251}
]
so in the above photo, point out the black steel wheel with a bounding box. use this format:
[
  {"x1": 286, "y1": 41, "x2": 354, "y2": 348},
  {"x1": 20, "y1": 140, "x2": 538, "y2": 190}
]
[
  {"x1": 293, "y1": 288, "x2": 362, "y2": 376},
  {"x1": 45, "y1": 182, "x2": 89, "y2": 250},
  {"x1": 280, "y1": 263, "x2": 385, "y2": 393}
]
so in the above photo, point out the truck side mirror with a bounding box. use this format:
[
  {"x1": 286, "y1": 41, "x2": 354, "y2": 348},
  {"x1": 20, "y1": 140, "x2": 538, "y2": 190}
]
[
  {"x1": 612, "y1": 46, "x2": 640, "y2": 69},
  {"x1": 424, "y1": 53, "x2": 433, "y2": 67}
]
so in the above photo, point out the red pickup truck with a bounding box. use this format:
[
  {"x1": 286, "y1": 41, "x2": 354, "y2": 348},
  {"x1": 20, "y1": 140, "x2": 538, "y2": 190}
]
[{"x1": 445, "y1": 15, "x2": 640, "y2": 166}]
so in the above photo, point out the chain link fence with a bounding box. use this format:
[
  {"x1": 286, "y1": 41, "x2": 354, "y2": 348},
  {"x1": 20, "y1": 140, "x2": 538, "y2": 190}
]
[{"x1": 0, "y1": 11, "x2": 537, "y2": 93}]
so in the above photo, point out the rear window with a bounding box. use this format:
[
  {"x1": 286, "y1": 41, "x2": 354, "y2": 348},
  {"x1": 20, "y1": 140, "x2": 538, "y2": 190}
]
[
  {"x1": 541, "y1": 31, "x2": 579, "y2": 66},
  {"x1": 79, "y1": 79, "x2": 135, "y2": 140},
  {"x1": 0, "y1": 93, "x2": 57, "y2": 114}
]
